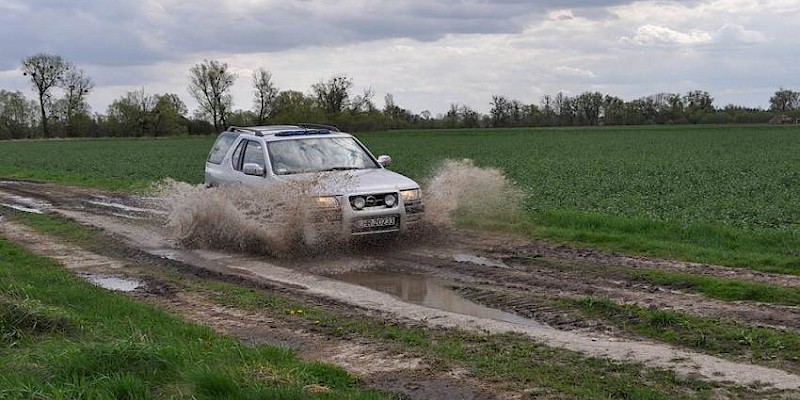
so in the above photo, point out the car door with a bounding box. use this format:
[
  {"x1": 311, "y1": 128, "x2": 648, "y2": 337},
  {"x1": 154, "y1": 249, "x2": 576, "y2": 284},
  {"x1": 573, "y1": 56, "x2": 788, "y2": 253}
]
[{"x1": 231, "y1": 139, "x2": 270, "y2": 187}]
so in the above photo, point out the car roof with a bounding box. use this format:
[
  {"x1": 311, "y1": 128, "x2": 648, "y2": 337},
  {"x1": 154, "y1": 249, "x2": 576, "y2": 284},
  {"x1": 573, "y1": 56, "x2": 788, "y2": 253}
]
[{"x1": 224, "y1": 124, "x2": 350, "y2": 140}]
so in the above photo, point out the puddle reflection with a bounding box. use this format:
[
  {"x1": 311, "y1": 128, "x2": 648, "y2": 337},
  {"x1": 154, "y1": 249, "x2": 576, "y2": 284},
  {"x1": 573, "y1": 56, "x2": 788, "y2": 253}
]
[
  {"x1": 82, "y1": 274, "x2": 143, "y2": 292},
  {"x1": 336, "y1": 271, "x2": 542, "y2": 327}
]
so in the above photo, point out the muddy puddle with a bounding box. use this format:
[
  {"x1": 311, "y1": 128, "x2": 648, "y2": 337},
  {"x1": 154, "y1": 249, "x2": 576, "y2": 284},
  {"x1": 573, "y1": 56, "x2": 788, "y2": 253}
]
[
  {"x1": 81, "y1": 274, "x2": 143, "y2": 292},
  {"x1": 0, "y1": 194, "x2": 51, "y2": 214},
  {"x1": 335, "y1": 270, "x2": 543, "y2": 328},
  {"x1": 86, "y1": 196, "x2": 166, "y2": 215}
]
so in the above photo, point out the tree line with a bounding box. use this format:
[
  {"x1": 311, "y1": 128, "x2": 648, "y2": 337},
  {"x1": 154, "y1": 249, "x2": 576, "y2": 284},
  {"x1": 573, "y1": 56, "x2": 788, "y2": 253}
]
[{"x1": 1, "y1": 53, "x2": 799, "y2": 140}]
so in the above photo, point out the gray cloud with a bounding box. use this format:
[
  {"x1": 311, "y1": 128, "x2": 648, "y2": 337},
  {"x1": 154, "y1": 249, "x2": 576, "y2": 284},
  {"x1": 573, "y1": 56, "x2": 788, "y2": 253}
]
[
  {"x1": 1, "y1": 0, "x2": 797, "y2": 116},
  {"x1": 0, "y1": 0, "x2": 636, "y2": 69}
]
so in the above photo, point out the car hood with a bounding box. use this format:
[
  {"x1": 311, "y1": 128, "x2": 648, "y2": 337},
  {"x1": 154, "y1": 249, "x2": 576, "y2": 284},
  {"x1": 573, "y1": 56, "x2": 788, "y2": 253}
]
[{"x1": 277, "y1": 168, "x2": 419, "y2": 195}]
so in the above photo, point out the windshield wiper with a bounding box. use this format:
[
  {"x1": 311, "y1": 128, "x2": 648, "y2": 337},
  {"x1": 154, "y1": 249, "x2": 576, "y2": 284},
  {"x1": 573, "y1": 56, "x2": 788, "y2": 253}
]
[{"x1": 320, "y1": 167, "x2": 361, "y2": 172}]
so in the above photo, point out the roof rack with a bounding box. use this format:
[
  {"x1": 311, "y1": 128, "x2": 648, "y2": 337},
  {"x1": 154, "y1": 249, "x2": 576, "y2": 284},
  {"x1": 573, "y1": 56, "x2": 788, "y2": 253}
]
[
  {"x1": 297, "y1": 123, "x2": 340, "y2": 132},
  {"x1": 226, "y1": 126, "x2": 262, "y2": 136}
]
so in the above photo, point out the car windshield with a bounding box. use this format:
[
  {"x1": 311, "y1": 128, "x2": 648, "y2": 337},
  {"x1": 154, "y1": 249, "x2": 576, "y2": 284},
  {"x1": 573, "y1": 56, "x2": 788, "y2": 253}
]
[{"x1": 267, "y1": 137, "x2": 379, "y2": 175}]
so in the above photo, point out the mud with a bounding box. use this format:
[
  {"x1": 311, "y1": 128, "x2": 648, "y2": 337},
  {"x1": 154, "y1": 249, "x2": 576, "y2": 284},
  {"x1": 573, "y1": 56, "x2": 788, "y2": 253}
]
[{"x1": 2, "y1": 179, "x2": 800, "y2": 394}]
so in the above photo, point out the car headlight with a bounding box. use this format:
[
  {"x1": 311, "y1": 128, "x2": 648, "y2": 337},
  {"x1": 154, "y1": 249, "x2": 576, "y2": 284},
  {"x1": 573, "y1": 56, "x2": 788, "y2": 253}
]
[
  {"x1": 352, "y1": 196, "x2": 366, "y2": 210},
  {"x1": 384, "y1": 193, "x2": 397, "y2": 207},
  {"x1": 314, "y1": 196, "x2": 339, "y2": 208},
  {"x1": 400, "y1": 189, "x2": 421, "y2": 202}
]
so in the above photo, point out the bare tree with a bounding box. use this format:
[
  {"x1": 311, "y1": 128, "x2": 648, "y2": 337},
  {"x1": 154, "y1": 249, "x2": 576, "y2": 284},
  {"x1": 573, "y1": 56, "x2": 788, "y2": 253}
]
[
  {"x1": 21, "y1": 53, "x2": 71, "y2": 137},
  {"x1": 60, "y1": 68, "x2": 93, "y2": 135},
  {"x1": 311, "y1": 75, "x2": 353, "y2": 115},
  {"x1": 189, "y1": 60, "x2": 236, "y2": 130},
  {"x1": 490, "y1": 95, "x2": 511, "y2": 127},
  {"x1": 253, "y1": 68, "x2": 279, "y2": 124},
  {"x1": 349, "y1": 87, "x2": 374, "y2": 114}
]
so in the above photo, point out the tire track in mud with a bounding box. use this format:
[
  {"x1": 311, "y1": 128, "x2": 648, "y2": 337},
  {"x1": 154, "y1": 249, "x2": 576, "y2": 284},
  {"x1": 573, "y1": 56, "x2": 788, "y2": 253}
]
[
  {"x1": 2, "y1": 180, "x2": 800, "y2": 391},
  {"x1": 381, "y1": 251, "x2": 800, "y2": 334}
]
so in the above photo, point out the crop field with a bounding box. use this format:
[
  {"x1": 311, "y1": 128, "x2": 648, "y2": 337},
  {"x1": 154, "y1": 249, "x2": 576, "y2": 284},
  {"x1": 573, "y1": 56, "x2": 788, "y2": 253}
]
[{"x1": 1, "y1": 124, "x2": 799, "y2": 270}]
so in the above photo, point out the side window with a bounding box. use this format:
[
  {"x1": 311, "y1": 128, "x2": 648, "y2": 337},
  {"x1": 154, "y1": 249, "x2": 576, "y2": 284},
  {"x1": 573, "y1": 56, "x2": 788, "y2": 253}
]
[
  {"x1": 242, "y1": 140, "x2": 265, "y2": 169},
  {"x1": 231, "y1": 140, "x2": 246, "y2": 171},
  {"x1": 207, "y1": 132, "x2": 239, "y2": 164}
]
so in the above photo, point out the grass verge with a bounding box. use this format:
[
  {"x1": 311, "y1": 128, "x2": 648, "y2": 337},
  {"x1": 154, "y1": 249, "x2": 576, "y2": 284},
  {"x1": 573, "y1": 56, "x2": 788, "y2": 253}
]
[
  {"x1": 7, "y1": 212, "x2": 103, "y2": 248},
  {"x1": 514, "y1": 255, "x2": 800, "y2": 307},
  {"x1": 631, "y1": 269, "x2": 800, "y2": 306},
  {"x1": 0, "y1": 238, "x2": 386, "y2": 399},
  {"x1": 561, "y1": 297, "x2": 800, "y2": 373},
  {"x1": 462, "y1": 209, "x2": 800, "y2": 276}
]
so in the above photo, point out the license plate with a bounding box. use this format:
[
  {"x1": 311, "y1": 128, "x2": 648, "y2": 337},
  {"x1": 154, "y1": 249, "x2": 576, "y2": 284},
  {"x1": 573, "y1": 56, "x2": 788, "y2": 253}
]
[{"x1": 355, "y1": 216, "x2": 397, "y2": 229}]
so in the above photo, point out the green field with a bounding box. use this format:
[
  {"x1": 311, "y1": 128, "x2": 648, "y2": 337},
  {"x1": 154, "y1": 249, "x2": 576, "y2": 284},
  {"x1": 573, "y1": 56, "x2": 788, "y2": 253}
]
[{"x1": 1, "y1": 125, "x2": 799, "y2": 272}]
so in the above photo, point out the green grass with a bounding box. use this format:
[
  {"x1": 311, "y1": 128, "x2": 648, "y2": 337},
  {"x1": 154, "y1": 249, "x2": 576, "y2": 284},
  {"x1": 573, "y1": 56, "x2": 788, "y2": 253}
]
[
  {"x1": 513, "y1": 254, "x2": 800, "y2": 306},
  {"x1": 0, "y1": 136, "x2": 212, "y2": 191},
  {"x1": 563, "y1": 297, "x2": 800, "y2": 372},
  {"x1": 8, "y1": 212, "x2": 102, "y2": 248},
  {"x1": 0, "y1": 238, "x2": 387, "y2": 399},
  {"x1": 631, "y1": 270, "x2": 800, "y2": 305},
  {"x1": 1, "y1": 125, "x2": 799, "y2": 272}
]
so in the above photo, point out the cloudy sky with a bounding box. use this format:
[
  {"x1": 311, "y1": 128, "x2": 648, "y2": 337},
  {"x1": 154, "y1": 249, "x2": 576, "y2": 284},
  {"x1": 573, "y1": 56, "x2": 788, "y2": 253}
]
[{"x1": 1, "y1": 0, "x2": 797, "y2": 115}]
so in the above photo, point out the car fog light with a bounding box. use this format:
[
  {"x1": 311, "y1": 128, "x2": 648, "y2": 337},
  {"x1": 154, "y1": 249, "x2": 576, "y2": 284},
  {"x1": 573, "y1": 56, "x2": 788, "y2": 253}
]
[
  {"x1": 352, "y1": 196, "x2": 366, "y2": 210},
  {"x1": 384, "y1": 194, "x2": 397, "y2": 207}
]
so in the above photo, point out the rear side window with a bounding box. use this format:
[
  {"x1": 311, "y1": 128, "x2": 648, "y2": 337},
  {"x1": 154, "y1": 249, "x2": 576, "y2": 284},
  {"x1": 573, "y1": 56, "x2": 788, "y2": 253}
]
[{"x1": 207, "y1": 132, "x2": 239, "y2": 164}]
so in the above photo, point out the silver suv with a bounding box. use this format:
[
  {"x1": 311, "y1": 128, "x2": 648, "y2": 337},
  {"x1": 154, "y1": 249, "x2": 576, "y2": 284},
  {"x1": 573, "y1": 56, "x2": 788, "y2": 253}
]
[{"x1": 205, "y1": 124, "x2": 424, "y2": 237}]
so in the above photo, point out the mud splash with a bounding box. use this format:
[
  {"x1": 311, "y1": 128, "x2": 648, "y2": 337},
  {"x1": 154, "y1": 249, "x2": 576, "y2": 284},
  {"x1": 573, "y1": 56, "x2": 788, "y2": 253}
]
[
  {"x1": 421, "y1": 159, "x2": 523, "y2": 227},
  {"x1": 153, "y1": 159, "x2": 522, "y2": 256},
  {"x1": 153, "y1": 177, "x2": 356, "y2": 256}
]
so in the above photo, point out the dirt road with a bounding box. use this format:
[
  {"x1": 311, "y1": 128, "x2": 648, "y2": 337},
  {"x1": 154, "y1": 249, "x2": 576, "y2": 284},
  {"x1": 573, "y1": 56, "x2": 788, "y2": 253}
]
[{"x1": 2, "y1": 179, "x2": 799, "y2": 397}]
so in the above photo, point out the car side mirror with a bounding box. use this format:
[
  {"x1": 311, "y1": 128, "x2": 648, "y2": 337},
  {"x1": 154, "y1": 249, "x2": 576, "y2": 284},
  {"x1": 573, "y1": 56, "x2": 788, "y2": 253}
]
[
  {"x1": 242, "y1": 163, "x2": 265, "y2": 176},
  {"x1": 377, "y1": 155, "x2": 392, "y2": 167}
]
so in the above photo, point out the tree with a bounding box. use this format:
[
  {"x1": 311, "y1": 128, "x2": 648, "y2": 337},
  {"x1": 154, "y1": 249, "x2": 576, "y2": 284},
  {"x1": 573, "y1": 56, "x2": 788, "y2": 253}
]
[
  {"x1": 311, "y1": 75, "x2": 353, "y2": 115},
  {"x1": 601, "y1": 95, "x2": 625, "y2": 125},
  {"x1": 153, "y1": 93, "x2": 188, "y2": 136},
  {"x1": 490, "y1": 95, "x2": 511, "y2": 127},
  {"x1": 0, "y1": 90, "x2": 38, "y2": 139},
  {"x1": 684, "y1": 90, "x2": 714, "y2": 113},
  {"x1": 349, "y1": 87, "x2": 375, "y2": 114},
  {"x1": 552, "y1": 92, "x2": 574, "y2": 126},
  {"x1": 59, "y1": 68, "x2": 93, "y2": 136},
  {"x1": 189, "y1": 60, "x2": 236, "y2": 130},
  {"x1": 252, "y1": 68, "x2": 279, "y2": 124},
  {"x1": 107, "y1": 89, "x2": 157, "y2": 136},
  {"x1": 21, "y1": 53, "x2": 71, "y2": 138},
  {"x1": 769, "y1": 88, "x2": 800, "y2": 112},
  {"x1": 573, "y1": 92, "x2": 604, "y2": 125},
  {"x1": 271, "y1": 90, "x2": 321, "y2": 123}
]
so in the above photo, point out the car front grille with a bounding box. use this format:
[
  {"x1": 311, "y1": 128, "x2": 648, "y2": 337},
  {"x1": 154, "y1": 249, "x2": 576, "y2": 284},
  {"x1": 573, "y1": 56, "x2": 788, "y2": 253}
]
[{"x1": 349, "y1": 193, "x2": 397, "y2": 210}]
